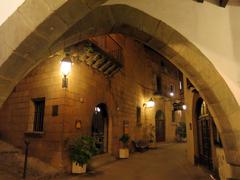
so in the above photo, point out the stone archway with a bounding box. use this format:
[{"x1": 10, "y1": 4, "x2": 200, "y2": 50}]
[{"x1": 0, "y1": 1, "x2": 239, "y2": 173}]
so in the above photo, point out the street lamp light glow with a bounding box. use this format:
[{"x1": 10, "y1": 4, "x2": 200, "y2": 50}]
[
  {"x1": 95, "y1": 107, "x2": 101, "y2": 113},
  {"x1": 61, "y1": 57, "x2": 72, "y2": 76},
  {"x1": 182, "y1": 104, "x2": 187, "y2": 110},
  {"x1": 60, "y1": 55, "x2": 72, "y2": 88},
  {"x1": 144, "y1": 98, "x2": 155, "y2": 108}
]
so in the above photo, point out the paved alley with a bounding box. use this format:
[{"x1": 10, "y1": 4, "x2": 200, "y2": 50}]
[{"x1": 58, "y1": 143, "x2": 213, "y2": 180}]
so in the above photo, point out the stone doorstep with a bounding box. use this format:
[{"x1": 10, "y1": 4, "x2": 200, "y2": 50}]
[
  {"x1": 0, "y1": 139, "x2": 61, "y2": 179},
  {"x1": 88, "y1": 153, "x2": 117, "y2": 170}
]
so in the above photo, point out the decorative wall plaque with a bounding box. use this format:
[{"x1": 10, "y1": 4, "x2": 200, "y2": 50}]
[
  {"x1": 75, "y1": 120, "x2": 82, "y2": 129},
  {"x1": 52, "y1": 105, "x2": 59, "y2": 116}
]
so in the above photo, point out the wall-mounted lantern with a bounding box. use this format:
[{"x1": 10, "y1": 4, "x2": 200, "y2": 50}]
[
  {"x1": 143, "y1": 98, "x2": 155, "y2": 108},
  {"x1": 173, "y1": 102, "x2": 187, "y2": 111},
  {"x1": 61, "y1": 54, "x2": 72, "y2": 88},
  {"x1": 169, "y1": 84, "x2": 175, "y2": 97},
  {"x1": 94, "y1": 107, "x2": 101, "y2": 113},
  {"x1": 182, "y1": 104, "x2": 187, "y2": 110}
]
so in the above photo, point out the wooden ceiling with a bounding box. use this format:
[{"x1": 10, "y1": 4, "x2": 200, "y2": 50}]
[{"x1": 197, "y1": 0, "x2": 229, "y2": 8}]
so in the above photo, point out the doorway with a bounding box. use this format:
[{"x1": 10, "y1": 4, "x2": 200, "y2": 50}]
[
  {"x1": 92, "y1": 103, "x2": 108, "y2": 154},
  {"x1": 196, "y1": 98, "x2": 213, "y2": 170},
  {"x1": 155, "y1": 110, "x2": 165, "y2": 142}
]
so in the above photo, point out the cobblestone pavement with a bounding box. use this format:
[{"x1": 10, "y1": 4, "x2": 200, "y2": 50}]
[{"x1": 57, "y1": 143, "x2": 213, "y2": 180}]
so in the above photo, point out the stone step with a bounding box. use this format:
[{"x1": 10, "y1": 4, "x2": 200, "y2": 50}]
[
  {"x1": 0, "y1": 139, "x2": 60, "y2": 179},
  {"x1": 0, "y1": 140, "x2": 20, "y2": 154},
  {"x1": 89, "y1": 153, "x2": 116, "y2": 169}
]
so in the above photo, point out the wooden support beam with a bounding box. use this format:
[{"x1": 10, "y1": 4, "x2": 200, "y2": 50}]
[{"x1": 219, "y1": 0, "x2": 229, "y2": 7}]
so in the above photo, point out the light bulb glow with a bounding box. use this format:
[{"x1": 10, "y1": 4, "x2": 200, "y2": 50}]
[
  {"x1": 182, "y1": 104, "x2": 187, "y2": 110},
  {"x1": 169, "y1": 92, "x2": 174, "y2": 97},
  {"x1": 61, "y1": 58, "x2": 72, "y2": 76},
  {"x1": 95, "y1": 107, "x2": 101, "y2": 112},
  {"x1": 144, "y1": 98, "x2": 155, "y2": 108}
]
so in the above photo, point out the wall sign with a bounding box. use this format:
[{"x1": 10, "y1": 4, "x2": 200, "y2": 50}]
[
  {"x1": 75, "y1": 120, "x2": 82, "y2": 129},
  {"x1": 52, "y1": 105, "x2": 59, "y2": 116}
]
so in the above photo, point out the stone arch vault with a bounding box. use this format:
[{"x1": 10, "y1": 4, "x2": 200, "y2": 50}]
[{"x1": 0, "y1": 0, "x2": 239, "y2": 170}]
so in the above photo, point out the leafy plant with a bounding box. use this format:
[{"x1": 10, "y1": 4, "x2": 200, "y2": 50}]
[
  {"x1": 84, "y1": 42, "x2": 94, "y2": 53},
  {"x1": 148, "y1": 124, "x2": 155, "y2": 143},
  {"x1": 68, "y1": 136, "x2": 98, "y2": 166},
  {"x1": 176, "y1": 122, "x2": 186, "y2": 140},
  {"x1": 119, "y1": 134, "x2": 130, "y2": 148}
]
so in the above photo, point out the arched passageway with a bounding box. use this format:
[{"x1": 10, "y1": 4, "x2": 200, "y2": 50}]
[{"x1": 0, "y1": 1, "x2": 239, "y2": 176}]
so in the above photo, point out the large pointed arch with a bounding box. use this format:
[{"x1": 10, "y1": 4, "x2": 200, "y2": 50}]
[{"x1": 0, "y1": 1, "x2": 239, "y2": 169}]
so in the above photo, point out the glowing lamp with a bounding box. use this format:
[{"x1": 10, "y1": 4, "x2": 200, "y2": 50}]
[
  {"x1": 60, "y1": 56, "x2": 72, "y2": 88},
  {"x1": 95, "y1": 107, "x2": 101, "y2": 113},
  {"x1": 144, "y1": 98, "x2": 155, "y2": 108},
  {"x1": 169, "y1": 92, "x2": 174, "y2": 97},
  {"x1": 182, "y1": 104, "x2": 187, "y2": 110},
  {"x1": 61, "y1": 57, "x2": 72, "y2": 76}
]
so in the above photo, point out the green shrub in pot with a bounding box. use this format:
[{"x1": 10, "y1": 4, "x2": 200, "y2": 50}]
[
  {"x1": 119, "y1": 134, "x2": 130, "y2": 158},
  {"x1": 68, "y1": 136, "x2": 98, "y2": 173}
]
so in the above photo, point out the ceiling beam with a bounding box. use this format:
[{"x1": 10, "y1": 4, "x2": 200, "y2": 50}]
[{"x1": 219, "y1": 0, "x2": 229, "y2": 7}]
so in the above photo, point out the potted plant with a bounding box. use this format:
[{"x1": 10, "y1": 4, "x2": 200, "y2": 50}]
[
  {"x1": 68, "y1": 136, "x2": 98, "y2": 174},
  {"x1": 84, "y1": 42, "x2": 95, "y2": 54},
  {"x1": 148, "y1": 124, "x2": 157, "y2": 149},
  {"x1": 175, "y1": 122, "x2": 186, "y2": 142},
  {"x1": 119, "y1": 134, "x2": 130, "y2": 159}
]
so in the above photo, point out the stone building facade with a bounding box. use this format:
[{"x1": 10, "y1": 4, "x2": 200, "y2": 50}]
[
  {"x1": 184, "y1": 79, "x2": 229, "y2": 179},
  {"x1": 0, "y1": 34, "x2": 184, "y2": 170}
]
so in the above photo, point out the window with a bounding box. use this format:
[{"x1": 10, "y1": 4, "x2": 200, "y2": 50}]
[
  {"x1": 179, "y1": 81, "x2": 182, "y2": 91},
  {"x1": 161, "y1": 61, "x2": 165, "y2": 67},
  {"x1": 169, "y1": 84, "x2": 175, "y2": 97},
  {"x1": 200, "y1": 101, "x2": 208, "y2": 116},
  {"x1": 33, "y1": 98, "x2": 45, "y2": 132},
  {"x1": 178, "y1": 72, "x2": 184, "y2": 95},
  {"x1": 136, "y1": 106, "x2": 141, "y2": 126},
  {"x1": 170, "y1": 84, "x2": 174, "y2": 92},
  {"x1": 213, "y1": 122, "x2": 223, "y2": 147},
  {"x1": 154, "y1": 75, "x2": 162, "y2": 95},
  {"x1": 172, "y1": 110, "x2": 175, "y2": 122}
]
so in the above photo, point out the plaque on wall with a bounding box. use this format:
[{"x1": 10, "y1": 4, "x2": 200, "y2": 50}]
[
  {"x1": 52, "y1": 105, "x2": 59, "y2": 116},
  {"x1": 75, "y1": 120, "x2": 82, "y2": 129}
]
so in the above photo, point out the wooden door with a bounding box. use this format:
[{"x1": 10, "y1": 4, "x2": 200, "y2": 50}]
[
  {"x1": 196, "y1": 99, "x2": 213, "y2": 170},
  {"x1": 92, "y1": 104, "x2": 108, "y2": 154},
  {"x1": 155, "y1": 110, "x2": 165, "y2": 142},
  {"x1": 197, "y1": 115, "x2": 212, "y2": 169}
]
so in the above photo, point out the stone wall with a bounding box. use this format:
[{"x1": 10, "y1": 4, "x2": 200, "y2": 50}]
[
  {"x1": 183, "y1": 77, "x2": 240, "y2": 179},
  {"x1": 0, "y1": 34, "x2": 181, "y2": 170},
  {"x1": 0, "y1": 56, "x2": 65, "y2": 167}
]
